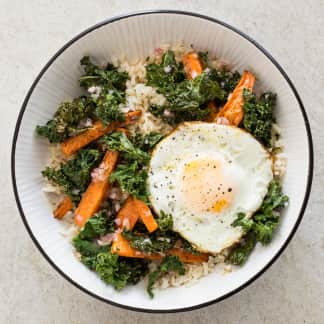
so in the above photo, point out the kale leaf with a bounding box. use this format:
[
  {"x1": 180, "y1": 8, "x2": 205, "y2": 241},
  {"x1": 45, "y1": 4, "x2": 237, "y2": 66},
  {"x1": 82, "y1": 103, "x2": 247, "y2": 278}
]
[
  {"x1": 73, "y1": 236, "x2": 107, "y2": 258},
  {"x1": 95, "y1": 252, "x2": 149, "y2": 290},
  {"x1": 208, "y1": 69, "x2": 241, "y2": 100},
  {"x1": 131, "y1": 132, "x2": 164, "y2": 152},
  {"x1": 243, "y1": 89, "x2": 277, "y2": 147},
  {"x1": 146, "y1": 50, "x2": 185, "y2": 91},
  {"x1": 147, "y1": 256, "x2": 185, "y2": 298},
  {"x1": 79, "y1": 56, "x2": 128, "y2": 91},
  {"x1": 227, "y1": 232, "x2": 257, "y2": 266},
  {"x1": 156, "y1": 210, "x2": 173, "y2": 232},
  {"x1": 102, "y1": 131, "x2": 150, "y2": 164},
  {"x1": 36, "y1": 97, "x2": 95, "y2": 143},
  {"x1": 122, "y1": 229, "x2": 177, "y2": 254},
  {"x1": 79, "y1": 56, "x2": 128, "y2": 125},
  {"x1": 77, "y1": 209, "x2": 115, "y2": 240},
  {"x1": 109, "y1": 161, "x2": 148, "y2": 202},
  {"x1": 229, "y1": 180, "x2": 288, "y2": 265},
  {"x1": 146, "y1": 50, "x2": 225, "y2": 123},
  {"x1": 94, "y1": 89, "x2": 125, "y2": 125},
  {"x1": 42, "y1": 148, "x2": 102, "y2": 202}
]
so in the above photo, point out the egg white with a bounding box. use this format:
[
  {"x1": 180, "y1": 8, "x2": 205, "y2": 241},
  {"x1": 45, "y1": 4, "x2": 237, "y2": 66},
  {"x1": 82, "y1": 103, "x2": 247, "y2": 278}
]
[{"x1": 148, "y1": 122, "x2": 273, "y2": 254}]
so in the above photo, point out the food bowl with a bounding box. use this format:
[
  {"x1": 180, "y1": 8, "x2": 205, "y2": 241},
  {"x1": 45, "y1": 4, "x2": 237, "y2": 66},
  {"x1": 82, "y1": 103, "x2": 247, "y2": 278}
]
[{"x1": 11, "y1": 10, "x2": 313, "y2": 312}]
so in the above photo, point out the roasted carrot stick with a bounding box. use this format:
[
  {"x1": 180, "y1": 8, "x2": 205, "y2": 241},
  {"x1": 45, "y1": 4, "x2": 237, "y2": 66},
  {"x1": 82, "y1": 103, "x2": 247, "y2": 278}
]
[
  {"x1": 206, "y1": 101, "x2": 218, "y2": 122},
  {"x1": 215, "y1": 71, "x2": 255, "y2": 126},
  {"x1": 112, "y1": 235, "x2": 208, "y2": 263},
  {"x1": 115, "y1": 197, "x2": 139, "y2": 230},
  {"x1": 168, "y1": 248, "x2": 209, "y2": 263},
  {"x1": 61, "y1": 111, "x2": 141, "y2": 157},
  {"x1": 182, "y1": 52, "x2": 203, "y2": 79},
  {"x1": 133, "y1": 199, "x2": 158, "y2": 233},
  {"x1": 53, "y1": 196, "x2": 73, "y2": 219},
  {"x1": 74, "y1": 151, "x2": 119, "y2": 227}
]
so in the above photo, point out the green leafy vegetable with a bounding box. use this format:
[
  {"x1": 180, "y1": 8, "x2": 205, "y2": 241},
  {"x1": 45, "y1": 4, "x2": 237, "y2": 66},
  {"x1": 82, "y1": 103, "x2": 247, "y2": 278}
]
[
  {"x1": 73, "y1": 236, "x2": 107, "y2": 258},
  {"x1": 122, "y1": 229, "x2": 177, "y2": 254},
  {"x1": 95, "y1": 252, "x2": 149, "y2": 290},
  {"x1": 156, "y1": 211, "x2": 173, "y2": 232},
  {"x1": 146, "y1": 50, "x2": 225, "y2": 123},
  {"x1": 147, "y1": 256, "x2": 185, "y2": 298},
  {"x1": 36, "y1": 97, "x2": 95, "y2": 143},
  {"x1": 77, "y1": 209, "x2": 115, "y2": 240},
  {"x1": 227, "y1": 232, "x2": 256, "y2": 266},
  {"x1": 102, "y1": 131, "x2": 150, "y2": 164},
  {"x1": 131, "y1": 132, "x2": 164, "y2": 152},
  {"x1": 42, "y1": 148, "x2": 102, "y2": 202},
  {"x1": 229, "y1": 180, "x2": 288, "y2": 265},
  {"x1": 243, "y1": 89, "x2": 277, "y2": 147},
  {"x1": 79, "y1": 56, "x2": 128, "y2": 91},
  {"x1": 109, "y1": 161, "x2": 148, "y2": 202},
  {"x1": 79, "y1": 56, "x2": 128, "y2": 125},
  {"x1": 146, "y1": 50, "x2": 185, "y2": 91},
  {"x1": 94, "y1": 90, "x2": 125, "y2": 125}
]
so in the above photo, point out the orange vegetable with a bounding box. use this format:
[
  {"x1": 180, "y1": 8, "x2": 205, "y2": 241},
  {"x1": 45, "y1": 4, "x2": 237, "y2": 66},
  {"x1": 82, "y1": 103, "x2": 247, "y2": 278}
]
[
  {"x1": 206, "y1": 101, "x2": 218, "y2": 122},
  {"x1": 168, "y1": 248, "x2": 209, "y2": 263},
  {"x1": 133, "y1": 199, "x2": 158, "y2": 233},
  {"x1": 74, "y1": 151, "x2": 119, "y2": 227},
  {"x1": 61, "y1": 110, "x2": 141, "y2": 157},
  {"x1": 53, "y1": 196, "x2": 73, "y2": 219},
  {"x1": 182, "y1": 52, "x2": 203, "y2": 79},
  {"x1": 215, "y1": 71, "x2": 255, "y2": 126},
  {"x1": 115, "y1": 197, "x2": 139, "y2": 230}
]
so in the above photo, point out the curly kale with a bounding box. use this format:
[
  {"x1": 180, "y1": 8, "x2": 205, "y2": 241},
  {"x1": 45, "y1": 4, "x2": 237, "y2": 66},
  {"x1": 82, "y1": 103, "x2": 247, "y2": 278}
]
[
  {"x1": 146, "y1": 50, "x2": 225, "y2": 123},
  {"x1": 208, "y1": 69, "x2": 241, "y2": 100},
  {"x1": 146, "y1": 50, "x2": 186, "y2": 91},
  {"x1": 94, "y1": 89, "x2": 125, "y2": 124},
  {"x1": 156, "y1": 211, "x2": 173, "y2": 232},
  {"x1": 77, "y1": 209, "x2": 115, "y2": 240},
  {"x1": 36, "y1": 97, "x2": 95, "y2": 143},
  {"x1": 79, "y1": 56, "x2": 128, "y2": 91},
  {"x1": 130, "y1": 132, "x2": 164, "y2": 152},
  {"x1": 243, "y1": 89, "x2": 277, "y2": 147},
  {"x1": 95, "y1": 252, "x2": 149, "y2": 290},
  {"x1": 228, "y1": 180, "x2": 288, "y2": 265},
  {"x1": 79, "y1": 56, "x2": 128, "y2": 125},
  {"x1": 227, "y1": 232, "x2": 257, "y2": 266},
  {"x1": 123, "y1": 211, "x2": 201, "y2": 256},
  {"x1": 109, "y1": 161, "x2": 148, "y2": 202},
  {"x1": 101, "y1": 131, "x2": 150, "y2": 164},
  {"x1": 122, "y1": 228, "x2": 177, "y2": 254},
  {"x1": 147, "y1": 256, "x2": 185, "y2": 298},
  {"x1": 72, "y1": 211, "x2": 149, "y2": 289},
  {"x1": 42, "y1": 148, "x2": 102, "y2": 202}
]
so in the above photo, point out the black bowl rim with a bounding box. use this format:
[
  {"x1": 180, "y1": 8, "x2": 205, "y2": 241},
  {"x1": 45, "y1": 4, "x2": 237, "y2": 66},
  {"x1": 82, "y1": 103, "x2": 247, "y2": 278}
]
[{"x1": 11, "y1": 9, "x2": 313, "y2": 313}]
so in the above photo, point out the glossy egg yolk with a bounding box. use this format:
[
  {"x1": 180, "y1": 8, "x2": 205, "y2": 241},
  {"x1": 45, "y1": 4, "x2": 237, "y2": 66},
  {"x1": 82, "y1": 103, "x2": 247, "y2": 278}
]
[{"x1": 180, "y1": 159, "x2": 234, "y2": 214}]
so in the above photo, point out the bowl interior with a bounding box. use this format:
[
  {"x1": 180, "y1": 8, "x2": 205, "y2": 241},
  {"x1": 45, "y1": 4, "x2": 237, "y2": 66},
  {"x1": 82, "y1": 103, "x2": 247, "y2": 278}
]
[{"x1": 13, "y1": 12, "x2": 312, "y2": 311}]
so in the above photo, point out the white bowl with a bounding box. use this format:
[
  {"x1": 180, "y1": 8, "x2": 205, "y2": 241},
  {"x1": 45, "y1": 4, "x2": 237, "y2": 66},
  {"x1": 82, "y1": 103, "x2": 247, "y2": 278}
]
[{"x1": 11, "y1": 10, "x2": 313, "y2": 312}]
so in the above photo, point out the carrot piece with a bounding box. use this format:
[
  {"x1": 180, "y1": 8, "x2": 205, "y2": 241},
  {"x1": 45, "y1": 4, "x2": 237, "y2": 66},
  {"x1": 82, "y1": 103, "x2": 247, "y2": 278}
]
[
  {"x1": 61, "y1": 110, "x2": 141, "y2": 157},
  {"x1": 53, "y1": 196, "x2": 73, "y2": 219},
  {"x1": 168, "y1": 248, "x2": 209, "y2": 263},
  {"x1": 111, "y1": 232, "x2": 141, "y2": 257},
  {"x1": 133, "y1": 199, "x2": 158, "y2": 233},
  {"x1": 206, "y1": 101, "x2": 218, "y2": 122},
  {"x1": 111, "y1": 232, "x2": 161, "y2": 259},
  {"x1": 115, "y1": 197, "x2": 139, "y2": 230},
  {"x1": 115, "y1": 127, "x2": 129, "y2": 136},
  {"x1": 182, "y1": 52, "x2": 203, "y2": 79},
  {"x1": 74, "y1": 151, "x2": 119, "y2": 227},
  {"x1": 215, "y1": 71, "x2": 255, "y2": 126}
]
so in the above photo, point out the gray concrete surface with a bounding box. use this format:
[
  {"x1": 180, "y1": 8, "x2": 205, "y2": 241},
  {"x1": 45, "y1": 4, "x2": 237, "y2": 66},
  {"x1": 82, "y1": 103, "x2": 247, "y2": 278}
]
[{"x1": 1, "y1": 0, "x2": 323, "y2": 323}]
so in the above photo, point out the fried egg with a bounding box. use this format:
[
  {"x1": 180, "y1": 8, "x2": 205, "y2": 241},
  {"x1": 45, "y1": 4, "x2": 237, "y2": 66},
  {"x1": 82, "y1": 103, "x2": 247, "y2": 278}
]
[{"x1": 148, "y1": 122, "x2": 273, "y2": 254}]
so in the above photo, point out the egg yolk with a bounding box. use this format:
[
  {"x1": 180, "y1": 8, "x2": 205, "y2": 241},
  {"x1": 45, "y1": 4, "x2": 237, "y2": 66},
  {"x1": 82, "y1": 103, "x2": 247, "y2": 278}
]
[{"x1": 181, "y1": 159, "x2": 234, "y2": 214}]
